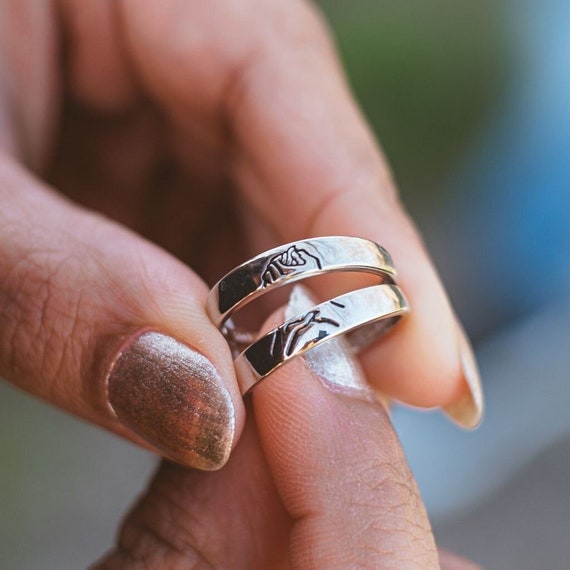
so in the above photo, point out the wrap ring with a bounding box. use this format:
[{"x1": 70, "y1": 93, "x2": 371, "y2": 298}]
[
  {"x1": 207, "y1": 236, "x2": 396, "y2": 343},
  {"x1": 234, "y1": 284, "x2": 408, "y2": 394},
  {"x1": 206, "y1": 236, "x2": 409, "y2": 395}
]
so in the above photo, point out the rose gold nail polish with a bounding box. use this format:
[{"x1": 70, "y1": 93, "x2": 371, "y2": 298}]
[{"x1": 107, "y1": 331, "x2": 235, "y2": 470}]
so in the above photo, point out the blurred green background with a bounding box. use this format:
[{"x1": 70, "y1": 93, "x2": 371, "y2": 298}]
[{"x1": 320, "y1": 0, "x2": 502, "y2": 205}]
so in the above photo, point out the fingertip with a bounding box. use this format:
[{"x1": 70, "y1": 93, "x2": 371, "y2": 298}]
[
  {"x1": 360, "y1": 308, "x2": 464, "y2": 408},
  {"x1": 0, "y1": 161, "x2": 246, "y2": 471},
  {"x1": 106, "y1": 330, "x2": 238, "y2": 471}
]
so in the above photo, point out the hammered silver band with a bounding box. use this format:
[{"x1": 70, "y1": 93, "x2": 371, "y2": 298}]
[{"x1": 206, "y1": 236, "x2": 408, "y2": 395}]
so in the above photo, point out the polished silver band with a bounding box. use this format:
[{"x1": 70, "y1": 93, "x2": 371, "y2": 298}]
[
  {"x1": 234, "y1": 283, "x2": 408, "y2": 394},
  {"x1": 207, "y1": 236, "x2": 408, "y2": 395},
  {"x1": 206, "y1": 236, "x2": 396, "y2": 337}
]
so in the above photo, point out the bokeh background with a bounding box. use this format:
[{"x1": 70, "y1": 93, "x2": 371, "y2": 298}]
[{"x1": 2, "y1": 1, "x2": 570, "y2": 568}]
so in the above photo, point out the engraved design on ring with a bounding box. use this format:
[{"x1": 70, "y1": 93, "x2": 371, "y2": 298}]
[
  {"x1": 261, "y1": 245, "x2": 323, "y2": 287},
  {"x1": 234, "y1": 283, "x2": 408, "y2": 395},
  {"x1": 206, "y1": 236, "x2": 397, "y2": 344},
  {"x1": 206, "y1": 236, "x2": 408, "y2": 395}
]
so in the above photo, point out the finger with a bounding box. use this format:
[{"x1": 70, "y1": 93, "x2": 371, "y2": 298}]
[
  {"x1": 253, "y1": 301, "x2": 439, "y2": 568},
  {"x1": 226, "y1": 6, "x2": 475, "y2": 413},
  {"x1": 0, "y1": 156, "x2": 243, "y2": 469},
  {"x1": 94, "y1": 417, "x2": 291, "y2": 569},
  {"x1": 113, "y1": 0, "x2": 483, "y2": 421}
]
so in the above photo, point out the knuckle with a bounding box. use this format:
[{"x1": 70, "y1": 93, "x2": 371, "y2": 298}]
[
  {"x1": 352, "y1": 454, "x2": 418, "y2": 513},
  {"x1": 222, "y1": 1, "x2": 337, "y2": 115},
  {"x1": 0, "y1": 245, "x2": 88, "y2": 394},
  {"x1": 338, "y1": 454, "x2": 436, "y2": 565},
  {"x1": 303, "y1": 158, "x2": 394, "y2": 238}
]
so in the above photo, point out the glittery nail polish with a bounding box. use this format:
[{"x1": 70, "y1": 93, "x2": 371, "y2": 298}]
[{"x1": 107, "y1": 331, "x2": 235, "y2": 470}]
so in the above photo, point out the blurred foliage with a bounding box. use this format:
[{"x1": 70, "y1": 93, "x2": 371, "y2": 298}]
[{"x1": 318, "y1": 0, "x2": 504, "y2": 204}]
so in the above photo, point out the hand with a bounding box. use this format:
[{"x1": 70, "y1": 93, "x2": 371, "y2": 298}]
[
  {"x1": 96, "y1": 347, "x2": 479, "y2": 568},
  {"x1": 0, "y1": 1, "x2": 481, "y2": 567}
]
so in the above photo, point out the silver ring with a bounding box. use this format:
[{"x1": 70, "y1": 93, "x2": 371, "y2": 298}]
[
  {"x1": 206, "y1": 236, "x2": 396, "y2": 345},
  {"x1": 234, "y1": 284, "x2": 409, "y2": 395}
]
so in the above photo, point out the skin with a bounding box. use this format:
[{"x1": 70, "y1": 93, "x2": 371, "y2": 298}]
[{"x1": 0, "y1": 1, "x2": 480, "y2": 567}]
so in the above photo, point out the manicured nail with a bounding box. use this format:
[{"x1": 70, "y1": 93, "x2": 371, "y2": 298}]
[
  {"x1": 439, "y1": 549, "x2": 484, "y2": 569},
  {"x1": 107, "y1": 331, "x2": 235, "y2": 470},
  {"x1": 286, "y1": 285, "x2": 375, "y2": 401},
  {"x1": 373, "y1": 390, "x2": 392, "y2": 411},
  {"x1": 443, "y1": 329, "x2": 485, "y2": 429}
]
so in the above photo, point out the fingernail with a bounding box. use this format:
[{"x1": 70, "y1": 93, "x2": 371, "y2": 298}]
[
  {"x1": 443, "y1": 329, "x2": 485, "y2": 429},
  {"x1": 439, "y1": 549, "x2": 484, "y2": 569},
  {"x1": 286, "y1": 285, "x2": 375, "y2": 402},
  {"x1": 107, "y1": 331, "x2": 235, "y2": 470},
  {"x1": 372, "y1": 389, "x2": 392, "y2": 411}
]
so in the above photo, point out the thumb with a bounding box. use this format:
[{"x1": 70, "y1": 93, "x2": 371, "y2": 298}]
[
  {"x1": 252, "y1": 285, "x2": 439, "y2": 568},
  {"x1": 0, "y1": 157, "x2": 244, "y2": 469}
]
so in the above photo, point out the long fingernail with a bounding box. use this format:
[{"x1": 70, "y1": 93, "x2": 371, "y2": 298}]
[
  {"x1": 439, "y1": 549, "x2": 484, "y2": 569},
  {"x1": 443, "y1": 329, "x2": 485, "y2": 429},
  {"x1": 107, "y1": 331, "x2": 235, "y2": 470}
]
